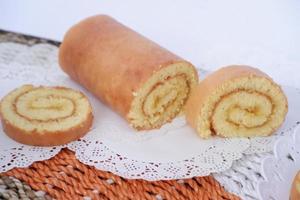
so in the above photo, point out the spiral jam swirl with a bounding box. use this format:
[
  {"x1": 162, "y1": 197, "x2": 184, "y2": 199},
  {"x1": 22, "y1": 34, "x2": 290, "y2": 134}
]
[
  {"x1": 198, "y1": 76, "x2": 288, "y2": 138},
  {"x1": 128, "y1": 63, "x2": 197, "y2": 129},
  {"x1": 0, "y1": 85, "x2": 92, "y2": 135}
]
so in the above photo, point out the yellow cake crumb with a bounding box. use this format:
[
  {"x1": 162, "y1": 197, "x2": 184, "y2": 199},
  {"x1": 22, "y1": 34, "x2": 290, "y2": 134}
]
[{"x1": 128, "y1": 62, "x2": 197, "y2": 129}]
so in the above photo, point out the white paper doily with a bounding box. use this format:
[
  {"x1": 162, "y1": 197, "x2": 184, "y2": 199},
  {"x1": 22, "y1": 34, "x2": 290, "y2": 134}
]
[
  {"x1": 0, "y1": 42, "x2": 300, "y2": 180},
  {"x1": 258, "y1": 125, "x2": 300, "y2": 200}
]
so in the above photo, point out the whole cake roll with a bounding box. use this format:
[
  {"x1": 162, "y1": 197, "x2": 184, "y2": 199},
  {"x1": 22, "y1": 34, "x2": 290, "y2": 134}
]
[
  {"x1": 59, "y1": 15, "x2": 198, "y2": 130},
  {"x1": 0, "y1": 85, "x2": 93, "y2": 146},
  {"x1": 185, "y1": 65, "x2": 288, "y2": 138}
]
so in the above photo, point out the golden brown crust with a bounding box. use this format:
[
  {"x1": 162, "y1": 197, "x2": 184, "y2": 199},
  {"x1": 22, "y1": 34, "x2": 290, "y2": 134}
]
[
  {"x1": 291, "y1": 171, "x2": 300, "y2": 200},
  {"x1": 59, "y1": 15, "x2": 195, "y2": 119},
  {"x1": 185, "y1": 65, "x2": 288, "y2": 135},
  {"x1": 1, "y1": 112, "x2": 93, "y2": 146}
]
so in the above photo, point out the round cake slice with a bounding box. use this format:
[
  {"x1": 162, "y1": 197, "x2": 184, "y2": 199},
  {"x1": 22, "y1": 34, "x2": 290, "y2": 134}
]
[
  {"x1": 185, "y1": 65, "x2": 288, "y2": 138},
  {"x1": 0, "y1": 85, "x2": 93, "y2": 146}
]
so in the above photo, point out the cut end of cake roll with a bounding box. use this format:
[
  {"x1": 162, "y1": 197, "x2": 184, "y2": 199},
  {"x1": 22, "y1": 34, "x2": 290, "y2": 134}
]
[
  {"x1": 185, "y1": 65, "x2": 288, "y2": 138},
  {"x1": 0, "y1": 85, "x2": 93, "y2": 146},
  {"x1": 128, "y1": 61, "x2": 198, "y2": 130}
]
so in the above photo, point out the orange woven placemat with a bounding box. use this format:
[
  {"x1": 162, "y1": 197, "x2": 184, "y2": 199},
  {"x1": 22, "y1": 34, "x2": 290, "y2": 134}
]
[{"x1": 1, "y1": 148, "x2": 240, "y2": 200}]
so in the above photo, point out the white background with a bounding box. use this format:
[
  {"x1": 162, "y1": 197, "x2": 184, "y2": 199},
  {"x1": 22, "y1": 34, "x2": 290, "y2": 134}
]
[{"x1": 1, "y1": 0, "x2": 300, "y2": 87}]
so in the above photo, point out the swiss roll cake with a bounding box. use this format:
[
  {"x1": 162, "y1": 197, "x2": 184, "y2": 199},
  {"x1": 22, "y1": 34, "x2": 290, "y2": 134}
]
[
  {"x1": 185, "y1": 65, "x2": 288, "y2": 138},
  {"x1": 59, "y1": 15, "x2": 198, "y2": 130},
  {"x1": 0, "y1": 85, "x2": 93, "y2": 146}
]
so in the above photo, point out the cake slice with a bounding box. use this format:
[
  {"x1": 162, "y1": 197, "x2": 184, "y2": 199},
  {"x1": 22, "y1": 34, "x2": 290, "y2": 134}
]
[
  {"x1": 185, "y1": 65, "x2": 288, "y2": 138},
  {"x1": 0, "y1": 85, "x2": 93, "y2": 146}
]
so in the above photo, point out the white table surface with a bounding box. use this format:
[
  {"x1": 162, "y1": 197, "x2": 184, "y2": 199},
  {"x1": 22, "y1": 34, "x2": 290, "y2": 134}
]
[{"x1": 1, "y1": 0, "x2": 300, "y2": 88}]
